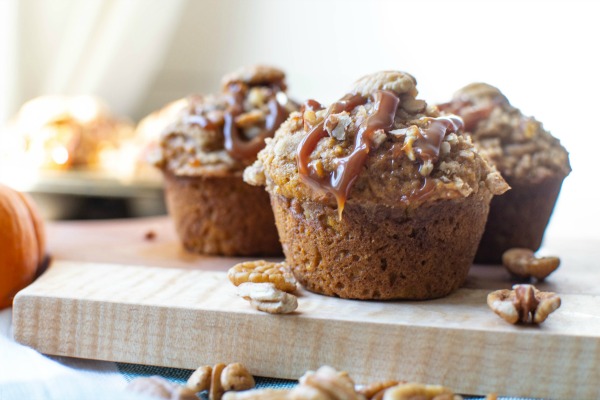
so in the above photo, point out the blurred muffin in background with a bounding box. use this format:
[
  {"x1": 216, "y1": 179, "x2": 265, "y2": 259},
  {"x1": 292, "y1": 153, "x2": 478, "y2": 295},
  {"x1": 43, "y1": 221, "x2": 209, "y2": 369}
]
[
  {"x1": 151, "y1": 65, "x2": 297, "y2": 256},
  {"x1": 131, "y1": 98, "x2": 191, "y2": 182},
  {"x1": 1, "y1": 95, "x2": 135, "y2": 174},
  {"x1": 439, "y1": 83, "x2": 571, "y2": 263}
]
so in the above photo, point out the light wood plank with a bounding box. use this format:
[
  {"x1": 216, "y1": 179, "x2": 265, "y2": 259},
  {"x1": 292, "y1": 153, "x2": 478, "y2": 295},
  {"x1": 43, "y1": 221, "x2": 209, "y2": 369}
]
[{"x1": 13, "y1": 260, "x2": 600, "y2": 399}]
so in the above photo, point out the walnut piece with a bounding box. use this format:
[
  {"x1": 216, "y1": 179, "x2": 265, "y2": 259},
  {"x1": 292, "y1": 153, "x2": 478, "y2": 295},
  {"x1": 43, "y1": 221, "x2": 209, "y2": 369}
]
[
  {"x1": 290, "y1": 365, "x2": 364, "y2": 400},
  {"x1": 127, "y1": 376, "x2": 198, "y2": 400},
  {"x1": 221, "y1": 363, "x2": 256, "y2": 392},
  {"x1": 382, "y1": 383, "x2": 462, "y2": 400},
  {"x1": 186, "y1": 365, "x2": 212, "y2": 392},
  {"x1": 236, "y1": 282, "x2": 298, "y2": 314},
  {"x1": 186, "y1": 363, "x2": 255, "y2": 400},
  {"x1": 502, "y1": 248, "x2": 560, "y2": 280},
  {"x1": 228, "y1": 260, "x2": 297, "y2": 293},
  {"x1": 358, "y1": 380, "x2": 402, "y2": 400},
  {"x1": 487, "y1": 284, "x2": 561, "y2": 324}
]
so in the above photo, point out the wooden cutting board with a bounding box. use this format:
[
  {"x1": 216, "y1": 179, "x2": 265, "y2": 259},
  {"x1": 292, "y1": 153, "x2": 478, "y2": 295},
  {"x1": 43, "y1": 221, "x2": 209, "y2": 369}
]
[{"x1": 12, "y1": 217, "x2": 600, "y2": 399}]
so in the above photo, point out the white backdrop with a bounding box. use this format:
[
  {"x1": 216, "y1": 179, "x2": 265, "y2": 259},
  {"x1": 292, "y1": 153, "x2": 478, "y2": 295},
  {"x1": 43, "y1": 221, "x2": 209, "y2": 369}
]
[{"x1": 1, "y1": 0, "x2": 599, "y2": 239}]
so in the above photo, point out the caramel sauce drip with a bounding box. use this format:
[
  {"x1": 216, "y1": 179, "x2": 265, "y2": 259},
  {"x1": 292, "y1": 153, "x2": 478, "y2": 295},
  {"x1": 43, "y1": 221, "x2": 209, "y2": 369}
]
[
  {"x1": 297, "y1": 90, "x2": 399, "y2": 216},
  {"x1": 438, "y1": 99, "x2": 494, "y2": 132},
  {"x1": 413, "y1": 116, "x2": 464, "y2": 164},
  {"x1": 187, "y1": 115, "x2": 217, "y2": 130},
  {"x1": 223, "y1": 87, "x2": 288, "y2": 160},
  {"x1": 301, "y1": 99, "x2": 325, "y2": 113},
  {"x1": 404, "y1": 116, "x2": 463, "y2": 203}
]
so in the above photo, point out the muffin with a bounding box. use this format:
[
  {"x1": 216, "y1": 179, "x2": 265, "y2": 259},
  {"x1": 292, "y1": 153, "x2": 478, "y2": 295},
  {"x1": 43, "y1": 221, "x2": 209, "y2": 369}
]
[
  {"x1": 245, "y1": 71, "x2": 508, "y2": 300},
  {"x1": 439, "y1": 83, "x2": 571, "y2": 263},
  {"x1": 152, "y1": 66, "x2": 297, "y2": 256}
]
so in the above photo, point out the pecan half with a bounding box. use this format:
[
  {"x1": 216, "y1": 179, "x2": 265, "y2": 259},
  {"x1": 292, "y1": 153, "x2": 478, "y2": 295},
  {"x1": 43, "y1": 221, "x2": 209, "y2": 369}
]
[
  {"x1": 502, "y1": 248, "x2": 560, "y2": 280},
  {"x1": 487, "y1": 284, "x2": 561, "y2": 324}
]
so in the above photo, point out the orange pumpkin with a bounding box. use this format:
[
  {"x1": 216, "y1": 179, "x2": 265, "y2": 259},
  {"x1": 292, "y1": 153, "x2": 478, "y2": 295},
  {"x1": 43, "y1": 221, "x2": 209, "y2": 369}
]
[{"x1": 0, "y1": 183, "x2": 46, "y2": 309}]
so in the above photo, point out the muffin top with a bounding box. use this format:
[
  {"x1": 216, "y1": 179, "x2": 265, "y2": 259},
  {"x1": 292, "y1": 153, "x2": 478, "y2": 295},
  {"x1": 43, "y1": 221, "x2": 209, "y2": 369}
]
[
  {"x1": 245, "y1": 71, "x2": 508, "y2": 213},
  {"x1": 152, "y1": 65, "x2": 296, "y2": 177},
  {"x1": 439, "y1": 83, "x2": 571, "y2": 185}
]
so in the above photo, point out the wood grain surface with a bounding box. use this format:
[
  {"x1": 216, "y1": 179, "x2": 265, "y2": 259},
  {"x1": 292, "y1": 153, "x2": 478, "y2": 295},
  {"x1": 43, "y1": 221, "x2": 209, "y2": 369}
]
[{"x1": 12, "y1": 217, "x2": 600, "y2": 399}]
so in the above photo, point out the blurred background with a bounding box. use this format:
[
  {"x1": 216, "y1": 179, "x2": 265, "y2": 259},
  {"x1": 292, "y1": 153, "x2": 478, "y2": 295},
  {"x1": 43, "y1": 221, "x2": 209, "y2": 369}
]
[{"x1": 0, "y1": 0, "x2": 598, "y2": 238}]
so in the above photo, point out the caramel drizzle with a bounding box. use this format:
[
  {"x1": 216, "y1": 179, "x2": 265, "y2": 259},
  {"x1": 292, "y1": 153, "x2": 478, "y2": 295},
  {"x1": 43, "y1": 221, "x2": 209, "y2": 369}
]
[
  {"x1": 438, "y1": 99, "x2": 494, "y2": 132},
  {"x1": 223, "y1": 87, "x2": 288, "y2": 160},
  {"x1": 301, "y1": 99, "x2": 325, "y2": 113},
  {"x1": 297, "y1": 90, "x2": 399, "y2": 216},
  {"x1": 413, "y1": 116, "x2": 464, "y2": 164},
  {"x1": 187, "y1": 115, "x2": 217, "y2": 130},
  {"x1": 402, "y1": 116, "x2": 464, "y2": 203}
]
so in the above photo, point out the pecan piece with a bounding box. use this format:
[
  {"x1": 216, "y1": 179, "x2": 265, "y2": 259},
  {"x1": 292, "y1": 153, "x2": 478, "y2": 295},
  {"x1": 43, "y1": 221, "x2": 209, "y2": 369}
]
[
  {"x1": 382, "y1": 383, "x2": 462, "y2": 400},
  {"x1": 487, "y1": 284, "x2": 561, "y2": 324},
  {"x1": 236, "y1": 282, "x2": 298, "y2": 314},
  {"x1": 502, "y1": 248, "x2": 560, "y2": 280},
  {"x1": 290, "y1": 365, "x2": 364, "y2": 400},
  {"x1": 228, "y1": 260, "x2": 297, "y2": 293},
  {"x1": 358, "y1": 380, "x2": 402, "y2": 400},
  {"x1": 187, "y1": 363, "x2": 255, "y2": 400}
]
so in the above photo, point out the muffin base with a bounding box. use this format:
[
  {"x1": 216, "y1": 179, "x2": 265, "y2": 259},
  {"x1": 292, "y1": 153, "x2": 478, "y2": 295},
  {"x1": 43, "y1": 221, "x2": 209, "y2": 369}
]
[
  {"x1": 474, "y1": 176, "x2": 565, "y2": 264},
  {"x1": 164, "y1": 172, "x2": 281, "y2": 256},
  {"x1": 270, "y1": 192, "x2": 492, "y2": 300}
]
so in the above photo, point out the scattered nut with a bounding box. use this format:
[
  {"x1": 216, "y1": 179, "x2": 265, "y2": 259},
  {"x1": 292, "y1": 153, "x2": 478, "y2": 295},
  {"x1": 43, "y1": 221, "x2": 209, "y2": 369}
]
[
  {"x1": 358, "y1": 380, "x2": 402, "y2": 400},
  {"x1": 210, "y1": 363, "x2": 227, "y2": 400},
  {"x1": 382, "y1": 383, "x2": 462, "y2": 400},
  {"x1": 221, "y1": 363, "x2": 256, "y2": 392},
  {"x1": 187, "y1": 363, "x2": 255, "y2": 400},
  {"x1": 186, "y1": 365, "x2": 212, "y2": 392},
  {"x1": 290, "y1": 366, "x2": 364, "y2": 400},
  {"x1": 487, "y1": 284, "x2": 561, "y2": 324},
  {"x1": 220, "y1": 366, "x2": 488, "y2": 400},
  {"x1": 228, "y1": 260, "x2": 297, "y2": 293},
  {"x1": 236, "y1": 282, "x2": 298, "y2": 314},
  {"x1": 127, "y1": 376, "x2": 198, "y2": 400},
  {"x1": 502, "y1": 248, "x2": 560, "y2": 280}
]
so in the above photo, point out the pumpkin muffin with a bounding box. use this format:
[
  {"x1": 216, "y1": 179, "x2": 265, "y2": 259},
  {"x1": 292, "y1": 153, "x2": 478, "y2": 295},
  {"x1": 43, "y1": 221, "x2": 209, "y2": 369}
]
[
  {"x1": 439, "y1": 83, "x2": 571, "y2": 263},
  {"x1": 245, "y1": 71, "x2": 508, "y2": 300},
  {"x1": 152, "y1": 66, "x2": 296, "y2": 256}
]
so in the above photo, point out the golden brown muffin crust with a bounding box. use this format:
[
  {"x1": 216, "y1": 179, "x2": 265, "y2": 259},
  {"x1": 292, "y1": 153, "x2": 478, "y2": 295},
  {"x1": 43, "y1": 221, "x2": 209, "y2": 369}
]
[
  {"x1": 439, "y1": 82, "x2": 571, "y2": 184},
  {"x1": 153, "y1": 66, "x2": 296, "y2": 177},
  {"x1": 247, "y1": 72, "x2": 508, "y2": 210}
]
